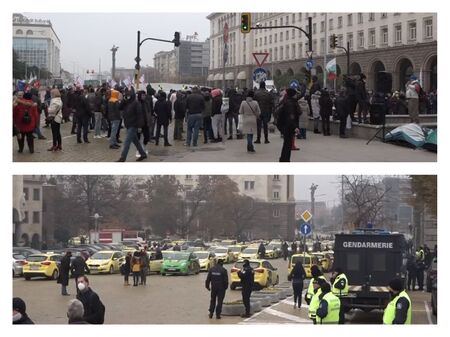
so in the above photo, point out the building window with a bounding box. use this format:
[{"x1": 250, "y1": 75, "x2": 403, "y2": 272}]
[
  {"x1": 320, "y1": 21, "x2": 325, "y2": 32},
  {"x1": 381, "y1": 27, "x2": 388, "y2": 44},
  {"x1": 33, "y1": 188, "x2": 40, "y2": 201},
  {"x1": 292, "y1": 44, "x2": 296, "y2": 59},
  {"x1": 299, "y1": 13, "x2": 302, "y2": 22},
  {"x1": 292, "y1": 14, "x2": 295, "y2": 23},
  {"x1": 347, "y1": 14, "x2": 353, "y2": 26},
  {"x1": 286, "y1": 15, "x2": 289, "y2": 25},
  {"x1": 255, "y1": 39, "x2": 258, "y2": 48},
  {"x1": 273, "y1": 192, "x2": 280, "y2": 200},
  {"x1": 269, "y1": 48, "x2": 272, "y2": 61},
  {"x1": 280, "y1": 46, "x2": 283, "y2": 60},
  {"x1": 280, "y1": 17, "x2": 283, "y2": 26},
  {"x1": 424, "y1": 18, "x2": 433, "y2": 38},
  {"x1": 269, "y1": 35, "x2": 272, "y2": 44},
  {"x1": 23, "y1": 188, "x2": 29, "y2": 201},
  {"x1": 264, "y1": 36, "x2": 267, "y2": 45},
  {"x1": 381, "y1": 13, "x2": 388, "y2": 19},
  {"x1": 369, "y1": 13, "x2": 375, "y2": 21},
  {"x1": 260, "y1": 37, "x2": 262, "y2": 46},
  {"x1": 244, "y1": 181, "x2": 255, "y2": 190},
  {"x1": 337, "y1": 16, "x2": 343, "y2": 28},
  {"x1": 358, "y1": 31, "x2": 364, "y2": 48},
  {"x1": 273, "y1": 175, "x2": 280, "y2": 181},
  {"x1": 369, "y1": 29, "x2": 376, "y2": 46},
  {"x1": 395, "y1": 24, "x2": 402, "y2": 43},
  {"x1": 273, "y1": 209, "x2": 281, "y2": 217},
  {"x1": 274, "y1": 33, "x2": 277, "y2": 43},
  {"x1": 286, "y1": 30, "x2": 289, "y2": 40},
  {"x1": 23, "y1": 211, "x2": 29, "y2": 223},
  {"x1": 348, "y1": 33, "x2": 354, "y2": 51},
  {"x1": 408, "y1": 21, "x2": 416, "y2": 40},
  {"x1": 329, "y1": 18, "x2": 334, "y2": 30},
  {"x1": 33, "y1": 211, "x2": 40, "y2": 224},
  {"x1": 274, "y1": 47, "x2": 278, "y2": 61},
  {"x1": 298, "y1": 43, "x2": 303, "y2": 57},
  {"x1": 280, "y1": 32, "x2": 283, "y2": 42},
  {"x1": 26, "y1": 30, "x2": 33, "y2": 35},
  {"x1": 358, "y1": 13, "x2": 363, "y2": 24},
  {"x1": 313, "y1": 23, "x2": 317, "y2": 34},
  {"x1": 313, "y1": 39, "x2": 317, "y2": 52},
  {"x1": 286, "y1": 45, "x2": 290, "y2": 59},
  {"x1": 16, "y1": 29, "x2": 23, "y2": 34},
  {"x1": 320, "y1": 38, "x2": 325, "y2": 54}
]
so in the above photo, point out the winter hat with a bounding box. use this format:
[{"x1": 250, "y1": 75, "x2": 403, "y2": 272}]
[
  {"x1": 388, "y1": 278, "x2": 404, "y2": 292},
  {"x1": 211, "y1": 88, "x2": 222, "y2": 98},
  {"x1": 13, "y1": 297, "x2": 26, "y2": 314},
  {"x1": 109, "y1": 90, "x2": 120, "y2": 102},
  {"x1": 410, "y1": 75, "x2": 417, "y2": 81},
  {"x1": 286, "y1": 88, "x2": 297, "y2": 97}
]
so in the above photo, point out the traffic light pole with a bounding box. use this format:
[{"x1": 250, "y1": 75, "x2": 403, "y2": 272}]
[{"x1": 334, "y1": 41, "x2": 350, "y2": 75}]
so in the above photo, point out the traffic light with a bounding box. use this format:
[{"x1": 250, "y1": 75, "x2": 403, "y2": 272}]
[
  {"x1": 241, "y1": 13, "x2": 251, "y2": 33},
  {"x1": 173, "y1": 32, "x2": 180, "y2": 47},
  {"x1": 330, "y1": 34, "x2": 338, "y2": 48}
]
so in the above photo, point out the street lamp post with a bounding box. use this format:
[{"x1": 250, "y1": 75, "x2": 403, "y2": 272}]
[
  {"x1": 111, "y1": 45, "x2": 119, "y2": 81},
  {"x1": 310, "y1": 183, "x2": 318, "y2": 229},
  {"x1": 90, "y1": 213, "x2": 103, "y2": 243}
]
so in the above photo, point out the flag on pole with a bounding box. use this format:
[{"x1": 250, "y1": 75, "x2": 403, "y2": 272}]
[
  {"x1": 16, "y1": 80, "x2": 26, "y2": 92},
  {"x1": 109, "y1": 79, "x2": 117, "y2": 88},
  {"x1": 123, "y1": 77, "x2": 131, "y2": 88},
  {"x1": 326, "y1": 58, "x2": 337, "y2": 80}
]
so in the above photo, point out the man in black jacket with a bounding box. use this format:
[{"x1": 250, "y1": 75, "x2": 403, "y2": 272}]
[
  {"x1": 117, "y1": 91, "x2": 148, "y2": 162},
  {"x1": 238, "y1": 259, "x2": 255, "y2": 317},
  {"x1": 335, "y1": 89, "x2": 349, "y2": 138},
  {"x1": 57, "y1": 251, "x2": 72, "y2": 296},
  {"x1": 205, "y1": 259, "x2": 228, "y2": 319},
  {"x1": 76, "y1": 275, "x2": 105, "y2": 324},
  {"x1": 278, "y1": 88, "x2": 301, "y2": 162},
  {"x1": 71, "y1": 255, "x2": 89, "y2": 294},
  {"x1": 356, "y1": 73, "x2": 369, "y2": 124},
  {"x1": 75, "y1": 88, "x2": 91, "y2": 144},
  {"x1": 254, "y1": 81, "x2": 274, "y2": 144},
  {"x1": 13, "y1": 297, "x2": 34, "y2": 324}
]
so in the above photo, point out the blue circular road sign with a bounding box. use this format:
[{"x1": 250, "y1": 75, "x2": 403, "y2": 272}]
[
  {"x1": 253, "y1": 67, "x2": 267, "y2": 83},
  {"x1": 289, "y1": 79, "x2": 300, "y2": 89},
  {"x1": 300, "y1": 223, "x2": 312, "y2": 236},
  {"x1": 306, "y1": 60, "x2": 314, "y2": 70}
]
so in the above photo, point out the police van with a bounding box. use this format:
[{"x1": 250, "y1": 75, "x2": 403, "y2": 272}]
[{"x1": 333, "y1": 229, "x2": 407, "y2": 312}]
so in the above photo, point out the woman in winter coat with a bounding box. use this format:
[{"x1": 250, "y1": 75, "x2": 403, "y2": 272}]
[
  {"x1": 131, "y1": 256, "x2": 141, "y2": 286},
  {"x1": 211, "y1": 89, "x2": 223, "y2": 142},
  {"x1": 13, "y1": 92, "x2": 39, "y2": 154},
  {"x1": 47, "y1": 88, "x2": 64, "y2": 151},
  {"x1": 298, "y1": 95, "x2": 310, "y2": 139},
  {"x1": 123, "y1": 252, "x2": 132, "y2": 286},
  {"x1": 154, "y1": 91, "x2": 172, "y2": 146},
  {"x1": 311, "y1": 91, "x2": 321, "y2": 133},
  {"x1": 202, "y1": 92, "x2": 213, "y2": 143},
  {"x1": 239, "y1": 90, "x2": 261, "y2": 152},
  {"x1": 319, "y1": 90, "x2": 333, "y2": 136},
  {"x1": 289, "y1": 261, "x2": 307, "y2": 308}
]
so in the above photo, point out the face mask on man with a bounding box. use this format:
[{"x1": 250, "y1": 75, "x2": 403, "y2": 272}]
[
  {"x1": 13, "y1": 312, "x2": 22, "y2": 322},
  {"x1": 77, "y1": 282, "x2": 87, "y2": 292}
]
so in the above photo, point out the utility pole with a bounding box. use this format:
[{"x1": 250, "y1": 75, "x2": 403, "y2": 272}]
[
  {"x1": 310, "y1": 183, "x2": 318, "y2": 229},
  {"x1": 323, "y1": 13, "x2": 328, "y2": 88},
  {"x1": 341, "y1": 175, "x2": 345, "y2": 232},
  {"x1": 111, "y1": 45, "x2": 119, "y2": 81}
]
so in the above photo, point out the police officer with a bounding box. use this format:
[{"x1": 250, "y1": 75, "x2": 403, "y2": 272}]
[
  {"x1": 416, "y1": 246, "x2": 425, "y2": 291},
  {"x1": 308, "y1": 277, "x2": 327, "y2": 323},
  {"x1": 330, "y1": 267, "x2": 349, "y2": 324},
  {"x1": 305, "y1": 265, "x2": 327, "y2": 305},
  {"x1": 383, "y1": 278, "x2": 412, "y2": 324},
  {"x1": 316, "y1": 282, "x2": 341, "y2": 324},
  {"x1": 238, "y1": 259, "x2": 254, "y2": 318},
  {"x1": 205, "y1": 259, "x2": 228, "y2": 319}
]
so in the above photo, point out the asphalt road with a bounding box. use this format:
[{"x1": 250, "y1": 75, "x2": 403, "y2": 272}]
[{"x1": 13, "y1": 258, "x2": 436, "y2": 324}]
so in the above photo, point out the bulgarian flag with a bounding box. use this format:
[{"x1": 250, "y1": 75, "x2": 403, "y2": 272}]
[{"x1": 326, "y1": 58, "x2": 337, "y2": 80}]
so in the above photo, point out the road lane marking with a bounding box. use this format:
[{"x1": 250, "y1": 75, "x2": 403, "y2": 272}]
[
  {"x1": 424, "y1": 300, "x2": 433, "y2": 325},
  {"x1": 263, "y1": 308, "x2": 311, "y2": 323}
]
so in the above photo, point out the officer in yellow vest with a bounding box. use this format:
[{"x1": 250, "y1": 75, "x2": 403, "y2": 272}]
[
  {"x1": 330, "y1": 267, "x2": 349, "y2": 324},
  {"x1": 316, "y1": 282, "x2": 341, "y2": 324},
  {"x1": 383, "y1": 278, "x2": 412, "y2": 324},
  {"x1": 308, "y1": 277, "x2": 327, "y2": 324},
  {"x1": 305, "y1": 265, "x2": 327, "y2": 305}
]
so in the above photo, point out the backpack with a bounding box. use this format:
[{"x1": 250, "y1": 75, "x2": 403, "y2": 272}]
[
  {"x1": 273, "y1": 101, "x2": 285, "y2": 132},
  {"x1": 22, "y1": 109, "x2": 32, "y2": 124}
]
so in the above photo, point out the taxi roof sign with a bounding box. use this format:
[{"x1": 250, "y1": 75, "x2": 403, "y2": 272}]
[{"x1": 300, "y1": 210, "x2": 313, "y2": 222}]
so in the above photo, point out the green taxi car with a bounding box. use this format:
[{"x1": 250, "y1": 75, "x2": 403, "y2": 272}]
[{"x1": 160, "y1": 251, "x2": 200, "y2": 276}]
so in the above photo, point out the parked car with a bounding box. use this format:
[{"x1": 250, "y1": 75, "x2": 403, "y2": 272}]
[
  {"x1": 13, "y1": 254, "x2": 26, "y2": 277},
  {"x1": 160, "y1": 251, "x2": 200, "y2": 275},
  {"x1": 13, "y1": 247, "x2": 41, "y2": 258},
  {"x1": 86, "y1": 251, "x2": 125, "y2": 274},
  {"x1": 22, "y1": 253, "x2": 63, "y2": 280},
  {"x1": 230, "y1": 259, "x2": 279, "y2": 290},
  {"x1": 195, "y1": 251, "x2": 217, "y2": 272}
]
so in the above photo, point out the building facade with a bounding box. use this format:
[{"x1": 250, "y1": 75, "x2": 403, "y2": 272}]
[
  {"x1": 207, "y1": 12, "x2": 437, "y2": 92},
  {"x1": 13, "y1": 13, "x2": 61, "y2": 77},
  {"x1": 153, "y1": 50, "x2": 178, "y2": 82}
]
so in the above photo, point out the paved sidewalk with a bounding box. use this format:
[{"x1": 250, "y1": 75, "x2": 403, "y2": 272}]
[{"x1": 13, "y1": 120, "x2": 437, "y2": 162}]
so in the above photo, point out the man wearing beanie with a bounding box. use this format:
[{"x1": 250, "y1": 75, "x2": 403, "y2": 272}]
[
  {"x1": 383, "y1": 278, "x2": 412, "y2": 324},
  {"x1": 276, "y1": 88, "x2": 301, "y2": 162},
  {"x1": 13, "y1": 297, "x2": 34, "y2": 324}
]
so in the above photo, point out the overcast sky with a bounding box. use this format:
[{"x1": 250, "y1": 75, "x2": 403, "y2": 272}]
[
  {"x1": 24, "y1": 13, "x2": 210, "y2": 76},
  {"x1": 295, "y1": 175, "x2": 340, "y2": 206}
]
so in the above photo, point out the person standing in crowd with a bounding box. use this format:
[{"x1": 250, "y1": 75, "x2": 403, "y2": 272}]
[
  {"x1": 57, "y1": 251, "x2": 72, "y2": 296},
  {"x1": 289, "y1": 261, "x2": 306, "y2": 308},
  {"x1": 154, "y1": 91, "x2": 172, "y2": 147},
  {"x1": 174, "y1": 91, "x2": 186, "y2": 141},
  {"x1": 319, "y1": 89, "x2": 333, "y2": 136},
  {"x1": 282, "y1": 241, "x2": 289, "y2": 261},
  {"x1": 406, "y1": 75, "x2": 420, "y2": 123},
  {"x1": 383, "y1": 278, "x2": 412, "y2": 324},
  {"x1": 308, "y1": 277, "x2": 327, "y2": 323},
  {"x1": 205, "y1": 259, "x2": 229, "y2": 319},
  {"x1": 211, "y1": 88, "x2": 224, "y2": 142},
  {"x1": 30, "y1": 87, "x2": 46, "y2": 139},
  {"x1": 254, "y1": 81, "x2": 274, "y2": 144},
  {"x1": 330, "y1": 267, "x2": 349, "y2": 324},
  {"x1": 311, "y1": 90, "x2": 321, "y2": 134},
  {"x1": 239, "y1": 90, "x2": 261, "y2": 153},
  {"x1": 238, "y1": 259, "x2": 254, "y2": 318},
  {"x1": 307, "y1": 76, "x2": 321, "y2": 117},
  {"x1": 93, "y1": 89, "x2": 104, "y2": 139},
  {"x1": 305, "y1": 265, "x2": 327, "y2": 305},
  {"x1": 47, "y1": 88, "x2": 63, "y2": 151},
  {"x1": 140, "y1": 248, "x2": 149, "y2": 286},
  {"x1": 74, "y1": 88, "x2": 91, "y2": 144},
  {"x1": 316, "y1": 282, "x2": 341, "y2": 324},
  {"x1": 257, "y1": 241, "x2": 266, "y2": 259},
  {"x1": 228, "y1": 89, "x2": 243, "y2": 139},
  {"x1": 298, "y1": 93, "x2": 310, "y2": 140},
  {"x1": 277, "y1": 88, "x2": 301, "y2": 162},
  {"x1": 291, "y1": 241, "x2": 298, "y2": 256},
  {"x1": 406, "y1": 254, "x2": 417, "y2": 291},
  {"x1": 13, "y1": 297, "x2": 34, "y2": 324},
  {"x1": 415, "y1": 246, "x2": 426, "y2": 291},
  {"x1": 131, "y1": 256, "x2": 141, "y2": 286},
  {"x1": 335, "y1": 89, "x2": 349, "y2": 138},
  {"x1": 76, "y1": 276, "x2": 106, "y2": 324},
  {"x1": 71, "y1": 254, "x2": 89, "y2": 294},
  {"x1": 173, "y1": 242, "x2": 181, "y2": 251},
  {"x1": 67, "y1": 299, "x2": 88, "y2": 324},
  {"x1": 356, "y1": 73, "x2": 369, "y2": 124},
  {"x1": 108, "y1": 89, "x2": 121, "y2": 149},
  {"x1": 123, "y1": 252, "x2": 132, "y2": 286},
  {"x1": 117, "y1": 90, "x2": 148, "y2": 162},
  {"x1": 13, "y1": 92, "x2": 39, "y2": 154},
  {"x1": 202, "y1": 91, "x2": 213, "y2": 143},
  {"x1": 185, "y1": 86, "x2": 205, "y2": 147}
]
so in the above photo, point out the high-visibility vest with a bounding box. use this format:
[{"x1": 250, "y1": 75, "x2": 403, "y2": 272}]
[
  {"x1": 319, "y1": 292, "x2": 341, "y2": 324},
  {"x1": 382, "y1": 290, "x2": 412, "y2": 324},
  {"x1": 306, "y1": 275, "x2": 327, "y2": 301},
  {"x1": 332, "y1": 273, "x2": 349, "y2": 296},
  {"x1": 308, "y1": 288, "x2": 322, "y2": 319}
]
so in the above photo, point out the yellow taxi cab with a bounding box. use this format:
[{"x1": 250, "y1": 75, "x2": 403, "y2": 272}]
[
  {"x1": 148, "y1": 251, "x2": 164, "y2": 273},
  {"x1": 213, "y1": 246, "x2": 234, "y2": 263},
  {"x1": 230, "y1": 259, "x2": 279, "y2": 290},
  {"x1": 195, "y1": 251, "x2": 217, "y2": 271},
  {"x1": 239, "y1": 247, "x2": 259, "y2": 260},
  {"x1": 288, "y1": 253, "x2": 321, "y2": 278},
  {"x1": 86, "y1": 250, "x2": 125, "y2": 274},
  {"x1": 311, "y1": 252, "x2": 333, "y2": 272},
  {"x1": 228, "y1": 245, "x2": 247, "y2": 261},
  {"x1": 23, "y1": 253, "x2": 63, "y2": 280}
]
